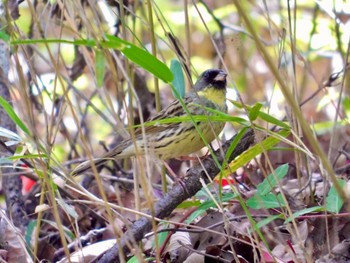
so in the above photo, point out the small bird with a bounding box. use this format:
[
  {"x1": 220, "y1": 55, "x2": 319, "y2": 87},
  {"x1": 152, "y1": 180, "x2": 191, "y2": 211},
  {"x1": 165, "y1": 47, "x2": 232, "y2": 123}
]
[{"x1": 72, "y1": 69, "x2": 228, "y2": 176}]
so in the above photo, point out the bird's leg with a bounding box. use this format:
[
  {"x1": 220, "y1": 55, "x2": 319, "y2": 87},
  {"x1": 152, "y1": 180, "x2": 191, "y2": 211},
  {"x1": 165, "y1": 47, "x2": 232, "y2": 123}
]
[
  {"x1": 162, "y1": 161, "x2": 190, "y2": 195},
  {"x1": 162, "y1": 161, "x2": 178, "y2": 180},
  {"x1": 175, "y1": 149, "x2": 211, "y2": 162}
]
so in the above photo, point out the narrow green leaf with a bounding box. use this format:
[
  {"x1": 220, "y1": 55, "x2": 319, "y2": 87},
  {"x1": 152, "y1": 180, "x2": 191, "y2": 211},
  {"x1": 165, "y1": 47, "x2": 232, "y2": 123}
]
[
  {"x1": 185, "y1": 193, "x2": 238, "y2": 224},
  {"x1": 136, "y1": 114, "x2": 248, "y2": 129},
  {"x1": 256, "y1": 214, "x2": 283, "y2": 229},
  {"x1": 154, "y1": 224, "x2": 169, "y2": 249},
  {"x1": 228, "y1": 100, "x2": 290, "y2": 129},
  {"x1": 247, "y1": 193, "x2": 285, "y2": 209},
  {"x1": 74, "y1": 38, "x2": 97, "y2": 47},
  {"x1": 0, "y1": 31, "x2": 10, "y2": 42},
  {"x1": 127, "y1": 256, "x2": 139, "y2": 263},
  {"x1": 202, "y1": 105, "x2": 251, "y2": 126},
  {"x1": 104, "y1": 35, "x2": 173, "y2": 83},
  {"x1": 326, "y1": 179, "x2": 346, "y2": 213},
  {"x1": 249, "y1": 102, "x2": 263, "y2": 121},
  {"x1": 284, "y1": 206, "x2": 324, "y2": 223},
  {"x1": 12, "y1": 38, "x2": 82, "y2": 46},
  {"x1": 127, "y1": 255, "x2": 150, "y2": 263},
  {"x1": 170, "y1": 59, "x2": 185, "y2": 98},
  {"x1": 258, "y1": 111, "x2": 290, "y2": 129},
  {"x1": 228, "y1": 99, "x2": 244, "y2": 109},
  {"x1": 343, "y1": 96, "x2": 350, "y2": 120},
  {"x1": 257, "y1": 164, "x2": 289, "y2": 195},
  {"x1": 12, "y1": 37, "x2": 174, "y2": 83},
  {"x1": 220, "y1": 127, "x2": 249, "y2": 175},
  {"x1": 313, "y1": 120, "x2": 348, "y2": 135},
  {"x1": 25, "y1": 220, "x2": 37, "y2": 247},
  {"x1": 177, "y1": 199, "x2": 201, "y2": 208},
  {"x1": 9, "y1": 153, "x2": 47, "y2": 160},
  {"x1": 225, "y1": 129, "x2": 290, "y2": 175},
  {"x1": 95, "y1": 49, "x2": 106, "y2": 87},
  {"x1": 0, "y1": 96, "x2": 30, "y2": 135},
  {"x1": 42, "y1": 219, "x2": 75, "y2": 240}
]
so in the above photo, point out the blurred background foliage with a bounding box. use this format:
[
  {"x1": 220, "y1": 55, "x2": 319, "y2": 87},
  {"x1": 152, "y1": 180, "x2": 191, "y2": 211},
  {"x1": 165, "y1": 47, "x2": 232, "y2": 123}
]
[{"x1": 1, "y1": 1, "x2": 350, "y2": 261}]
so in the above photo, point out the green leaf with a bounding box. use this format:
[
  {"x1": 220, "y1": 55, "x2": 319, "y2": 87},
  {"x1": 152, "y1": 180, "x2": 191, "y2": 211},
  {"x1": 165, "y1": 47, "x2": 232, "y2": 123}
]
[
  {"x1": 247, "y1": 193, "x2": 285, "y2": 209},
  {"x1": 0, "y1": 95, "x2": 30, "y2": 135},
  {"x1": 25, "y1": 220, "x2": 37, "y2": 247},
  {"x1": 313, "y1": 120, "x2": 348, "y2": 135},
  {"x1": 42, "y1": 219, "x2": 75, "y2": 240},
  {"x1": 104, "y1": 35, "x2": 173, "y2": 83},
  {"x1": 249, "y1": 102, "x2": 263, "y2": 121},
  {"x1": 202, "y1": 105, "x2": 251, "y2": 126},
  {"x1": 11, "y1": 36, "x2": 174, "y2": 83},
  {"x1": 177, "y1": 199, "x2": 201, "y2": 208},
  {"x1": 136, "y1": 114, "x2": 248, "y2": 129},
  {"x1": 170, "y1": 59, "x2": 185, "y2": 98},
  {"x1": 95, "y1": 49, "x2": 106, "y2": 87},
  {"x1": 258, "y1": 111, "x2": 290, "y2": 129},
  {"x1": 9, "y1": 153, "x2": 47, "y2": 160},
  {"x1": 228, "y1": 100, "x2": 290, "y2": 129},
  {"x1": 127, "y1": 255, "x2": 152, "y2": 263},
  {"x1": 284, "y1": 206, "x2": 324, "y2": 223},
  {"x1": 326, "y1": 179, "x2": 346, "y2": 213},
  {"x1": 343, "y1": 96, "x2": 350, "y2": 120},
  {"x1": 256, "y1": 214, "x2": 283, "y2": 229},
  {"x1": 153, "y1": 224, "x2": 169, "y2": 249},
  {"x1": 225, "y1": 129, "x2": 290, "y2": 175},
  {"x1": 220, "y1": 127, "x2": 249, "y2": 175},
  {"x1": 0, "y1": 31, "x2": 10, "y2": 42},
  {"x1": 257, "y1": 164, "x2": 289, "y2": 195},
  {"x1": 127, "y1": 256, "x2": 139, "y2": 263},
  {"x1": 185, "y1": 193, "x2": 238, "y2": 224}
]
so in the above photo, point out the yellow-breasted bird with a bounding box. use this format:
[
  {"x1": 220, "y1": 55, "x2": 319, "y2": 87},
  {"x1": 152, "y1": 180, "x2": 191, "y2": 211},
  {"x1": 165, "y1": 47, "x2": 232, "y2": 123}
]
[{"x1": 71, "y1": 69, "x2": 228, "y2": 176}]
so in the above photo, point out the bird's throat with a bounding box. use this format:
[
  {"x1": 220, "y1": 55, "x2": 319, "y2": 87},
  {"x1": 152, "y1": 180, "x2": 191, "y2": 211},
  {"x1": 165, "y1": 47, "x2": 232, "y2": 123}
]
[{"x1": 197, "y1": 87, "x2": 226, "y2": 108}]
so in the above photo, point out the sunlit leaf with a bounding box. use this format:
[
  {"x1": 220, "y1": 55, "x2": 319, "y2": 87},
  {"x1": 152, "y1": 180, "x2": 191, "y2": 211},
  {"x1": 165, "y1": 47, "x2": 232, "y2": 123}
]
[
  {"x1": 223, "y1": 129, "x2": 290, "y2": 176},
  {"x1": 104, "y1": 35, "x2": 173, "y2": 83}
]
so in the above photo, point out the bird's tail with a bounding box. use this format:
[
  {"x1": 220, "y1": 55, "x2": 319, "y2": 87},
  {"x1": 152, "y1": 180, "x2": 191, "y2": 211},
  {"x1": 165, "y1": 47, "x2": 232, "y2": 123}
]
[
  {"x1": 70, "y1": 137, "x2": 140, "y2": 176},
  {"x1": 70, "y1": 156, "x2": 110, "y2": 176}
]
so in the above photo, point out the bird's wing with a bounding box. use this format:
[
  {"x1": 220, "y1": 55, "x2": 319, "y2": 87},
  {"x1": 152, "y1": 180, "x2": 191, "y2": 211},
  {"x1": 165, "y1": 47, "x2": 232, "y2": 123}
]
[{"x1": 134, "y1": 97, "x2": 197, "y2": 136}]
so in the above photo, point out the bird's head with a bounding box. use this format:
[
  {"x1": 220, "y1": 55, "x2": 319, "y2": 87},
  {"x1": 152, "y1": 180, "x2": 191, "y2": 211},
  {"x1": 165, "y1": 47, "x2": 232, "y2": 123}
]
[{"x1": 194, "y1": 69, "x2": 228, "y2": 108}]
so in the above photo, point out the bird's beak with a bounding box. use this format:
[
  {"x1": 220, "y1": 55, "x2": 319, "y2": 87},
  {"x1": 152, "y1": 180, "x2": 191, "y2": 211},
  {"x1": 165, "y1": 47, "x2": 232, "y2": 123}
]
[{"x1": 214, "y1": 71, "x2": 227, "y2": 82}]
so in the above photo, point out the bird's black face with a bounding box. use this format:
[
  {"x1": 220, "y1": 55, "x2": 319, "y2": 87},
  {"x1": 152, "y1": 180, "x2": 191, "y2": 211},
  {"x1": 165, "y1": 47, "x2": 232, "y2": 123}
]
[{"x1": 194, "y1": 69, "x2": 227, "y2": 91}]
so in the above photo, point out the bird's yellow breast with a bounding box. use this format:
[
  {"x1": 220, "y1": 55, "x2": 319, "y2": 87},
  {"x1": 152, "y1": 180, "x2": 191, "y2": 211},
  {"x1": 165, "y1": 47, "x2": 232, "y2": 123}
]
[{"x1": 197, "y1": 87, "x2": 226, "y2": 109}]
